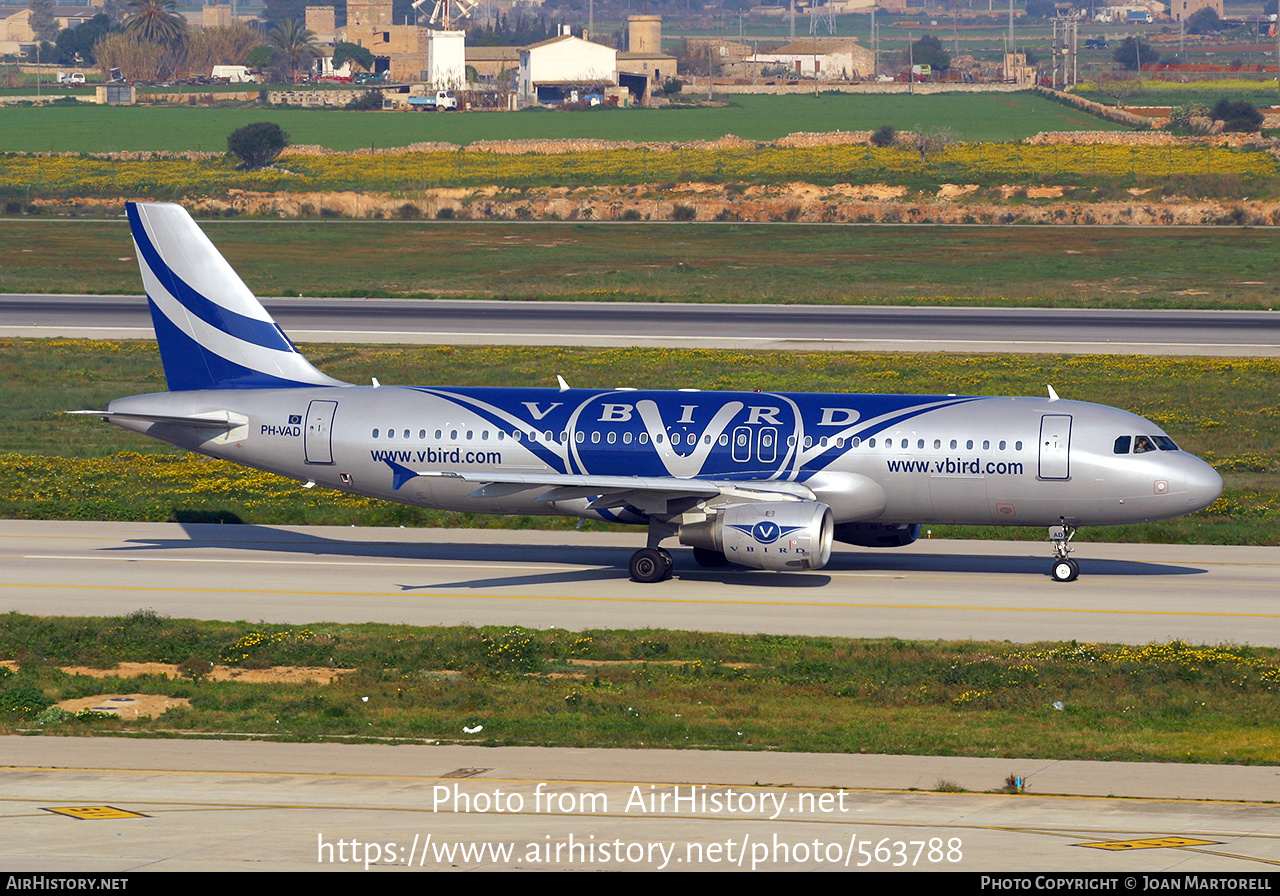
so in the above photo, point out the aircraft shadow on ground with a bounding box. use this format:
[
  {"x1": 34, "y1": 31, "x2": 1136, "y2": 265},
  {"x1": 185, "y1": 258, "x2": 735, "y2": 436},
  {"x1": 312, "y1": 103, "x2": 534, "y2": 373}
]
[{"x1": 103, "y1": 523, "x2": 1208, "y2": 584}]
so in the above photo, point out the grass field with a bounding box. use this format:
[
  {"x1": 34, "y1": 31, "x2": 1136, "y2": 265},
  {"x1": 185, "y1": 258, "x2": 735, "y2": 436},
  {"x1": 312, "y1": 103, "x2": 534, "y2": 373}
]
[
  {"x1": 4, "y1": 220, "x2": 1279, "y2": 309},
  {"x1": 3, "y1": 612, "x2": 1278, "y2": 762},
  {"x1": 0, "y1": 92, "x2": 1122, "y2": 153},
  {"x1": 3, "y1": 339, "x2": 1275, "y2": 544}
]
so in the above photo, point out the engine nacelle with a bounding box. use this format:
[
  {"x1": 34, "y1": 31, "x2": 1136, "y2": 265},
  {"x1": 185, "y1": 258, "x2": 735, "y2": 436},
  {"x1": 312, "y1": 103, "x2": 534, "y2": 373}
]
[
  {"x1": 833, "y1": 522, "x2": 921, "y2": 548},
  {"x1": 679, "y1": 502, "x2": 833, "y2": 571}
]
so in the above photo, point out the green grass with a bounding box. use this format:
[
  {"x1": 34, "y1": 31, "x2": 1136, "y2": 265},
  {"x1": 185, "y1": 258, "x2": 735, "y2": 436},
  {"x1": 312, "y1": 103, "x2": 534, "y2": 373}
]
[
  {"x1": 0, "y1": 92, "x2": 1122, "y2": 153},
  {"x1": 4, "y1": 612, "x2": 1278, "y2": 762},
  {"x1": 4, "y1": 220, "x2": 1280, "y2": 310},
  {"x1": 2, "y1": 339, "x2": 1276, "y2": 543}
]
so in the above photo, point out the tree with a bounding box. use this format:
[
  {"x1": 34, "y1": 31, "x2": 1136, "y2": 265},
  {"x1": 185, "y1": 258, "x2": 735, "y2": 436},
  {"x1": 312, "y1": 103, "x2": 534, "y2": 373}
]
[
  {"x1": 1095, "y1": 69, "x2": 1141, "y2": 108},
  {"x1": 1185, "y1": 7, "x2": 1224, "y2": 34},
  {"x1": 227, "y1": 121, "x2": 289, "y2": 169},
  {"x1": 906, "y1": 35, "x2": 950, "y2": 72},
  {"x1": 1113, "y1": 37, "x2": 1158, "y2": 71},
  {"x1": 909, "y1": 124, "x2": 957, "y2": 161},
  {"x1": 267, "y1": 19, "x2": 320, "y2": 81},
  {"x1": 54, "y1": 13, "x2": 113, "y2": 65},
  {"x1": 331, "y1": 41, "x2": 375, "y2": 73},
  {"x1": 29, "y1": 0, "x2": 59, "y2": 42},
  {"x1": 1024, "y1": 0, "x2": 1056, "y2": 18},
  {"x1": 123, "y1": 0, "x2": 187, "y2": 47},
  {"x1": 1210, "y1": 98, "x2": 1263, "y2": 133}
]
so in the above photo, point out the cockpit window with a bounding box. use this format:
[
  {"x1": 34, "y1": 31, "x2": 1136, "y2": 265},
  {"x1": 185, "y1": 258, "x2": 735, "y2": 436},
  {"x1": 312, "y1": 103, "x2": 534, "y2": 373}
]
[
  {"x1": 1153, "y1": 435, "x2": 1179, "y2": 451},
  {"x1": 1113, "y1": 436, "x2": 1131, "y2": 454},
  {"x1": 1133, "y1": 435, "x2": 1156, "y2": 454}
]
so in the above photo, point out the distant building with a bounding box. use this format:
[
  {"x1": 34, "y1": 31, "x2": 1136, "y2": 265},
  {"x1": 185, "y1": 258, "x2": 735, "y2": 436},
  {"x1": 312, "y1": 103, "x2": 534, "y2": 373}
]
[
  {"x1": 743, "y1": 38, "x2": 875, "y2": 80},
  {"x1": 1170, "y1": 0, "x2": 1223, "y2": 22},
  {"x1": 518, "y1": 28, "x2": 617, "y2": 105},
  {"x1": 617, "y1": 14, "x2": 676, "y2": 103}
]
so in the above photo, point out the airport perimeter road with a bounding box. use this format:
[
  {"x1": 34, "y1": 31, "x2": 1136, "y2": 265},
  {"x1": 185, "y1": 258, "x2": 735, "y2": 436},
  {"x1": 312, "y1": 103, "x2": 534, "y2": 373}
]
[
  {"x1": 3, "y1": 737, "x2": 1280, "y2": 872},
  {"x1": 3, "y1": 295, "x2": 1280, "y2": 356},
  {"x1": 4, "y1": 520, "x2": 1279, "y2": 647}
]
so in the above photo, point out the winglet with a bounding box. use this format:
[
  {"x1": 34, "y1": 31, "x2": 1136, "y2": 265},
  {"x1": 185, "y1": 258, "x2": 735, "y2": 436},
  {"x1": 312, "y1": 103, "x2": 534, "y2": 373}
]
[{"x1": 1047, "y1": 385, "x2": 1060, "y2": 402}]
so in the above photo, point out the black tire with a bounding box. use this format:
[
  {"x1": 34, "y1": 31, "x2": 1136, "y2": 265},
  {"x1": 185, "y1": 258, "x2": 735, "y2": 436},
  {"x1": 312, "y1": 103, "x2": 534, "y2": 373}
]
[
  {"x1": 657, "y1": 548, "x2": 675, "y2": 579},
  {"x1": 1051, "y1": 558, "x2": 1079, "y2": 583},
  {"x1": 692, "y1": 547, "x2": 729, "y2": 568},
  {"x1": 630, "y1": 548, "x2": 667, "y2": 583}
]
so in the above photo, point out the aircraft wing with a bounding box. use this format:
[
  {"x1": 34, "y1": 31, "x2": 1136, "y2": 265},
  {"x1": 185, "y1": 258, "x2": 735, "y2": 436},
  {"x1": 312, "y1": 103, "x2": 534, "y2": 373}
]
[{"x1": 384, "y1": 461, "x2": 815, "y2": 516}]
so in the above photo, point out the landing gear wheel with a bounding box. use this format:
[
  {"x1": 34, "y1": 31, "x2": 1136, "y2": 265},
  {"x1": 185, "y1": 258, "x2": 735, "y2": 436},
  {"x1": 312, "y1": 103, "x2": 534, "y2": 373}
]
[
  {"x1": 692, "y1": 546, "x2": 729, "y2": 568},
  {"x1": 630, "y1": 548, "x2": 669, "y2": 583},
  {"x1": 657, "y1": 548, "x2": 674, "y2": 578},
  {"x1": 1051, "y1": 558, "x2": 1079, "y2": 583}
]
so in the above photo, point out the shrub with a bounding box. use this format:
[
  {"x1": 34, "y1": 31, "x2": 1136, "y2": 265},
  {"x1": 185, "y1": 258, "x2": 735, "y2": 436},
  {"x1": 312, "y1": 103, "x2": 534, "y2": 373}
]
[
  {"x1": 1210, "y1": 98, "x2": 1263, "y2": 133},
  {"x1": 869, "y1": 125, "x2": 896, "y2": 147},
  {"x1": 226, "y1": 121, "x2": 289, "y2": 170},
  {"x1": 672, "y1": 203, "x2": 696, "y2": 221}
]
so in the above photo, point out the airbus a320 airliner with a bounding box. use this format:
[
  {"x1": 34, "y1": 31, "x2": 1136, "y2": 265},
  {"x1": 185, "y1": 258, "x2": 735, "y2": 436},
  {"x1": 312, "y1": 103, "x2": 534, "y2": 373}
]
[{"x1": 76, "y1": 202, "x2": 1223, "y2": 583}]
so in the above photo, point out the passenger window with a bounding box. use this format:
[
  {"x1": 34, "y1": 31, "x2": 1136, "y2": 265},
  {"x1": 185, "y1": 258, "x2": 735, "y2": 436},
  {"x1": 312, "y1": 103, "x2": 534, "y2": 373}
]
[
  {"x1": 868, "y1": 438, "x2": 876, "y2": 447},
  {"x1": 918, "y1": 439, "x2": 925, "y2": 449},
  {"x1": 623, "y1": 432, "x2": 633, "y2": 444},
  {"x1": 950, "y1": 439, "x2": 957, "y2": 449},
  {"x1": 804, "y1": 436, "x2": 813, "y2": 448},
  {"x1": 575, "y1": 432, "x2": 584, "y2": 443},
  {"x1": 983, "y1": 440, "x2": 990, "y2": 450},
  {"x1": 372, "y1": 429, "x2": 379, "y2": 438},
  {"x1": 591, "y1": 432, "x2": 600, "y2": 444},
  {"x1": 1114, "y1": 436, "x2": 1131, "y2": 454},
  {"x1": 966, "y1": 440, "x2": 974, "y2": 450},
  {"x1": 934, "y1": 439, "x2": 941, "y2": 449},
  {"x1": 404, "y1": 430, "x2": 410, "y2": 439},
  {"x1": 435, "y1": 429, "x2": 442, "y2": 439},
  {"x1": 1015, "y1": 441, "x2": 1022, "y2": 450},
  {"x1": 450, "y1": 430, "x2": 458, "y2": 440},
  {"x1": 999, "y1": 440, "x2": 1006, "y2": 450},
  {"x1": 851, "y1": 437, "x2": 860, "y2": 447},
  {"x1": 639, "y1": 433, "x2": 649, "y2": 444},
  {"x1": 607, "y1": 431, "x2": 616, "y2": 444},
  {"x1": 466, "y1": 430, "x2": 473, "y2": 440},
  {"x1": 718, "y1": 434, "x2": 728, "y2": 445},
  {"x1": 419, "y1": 429, "x2": 426, "y2": 439}
]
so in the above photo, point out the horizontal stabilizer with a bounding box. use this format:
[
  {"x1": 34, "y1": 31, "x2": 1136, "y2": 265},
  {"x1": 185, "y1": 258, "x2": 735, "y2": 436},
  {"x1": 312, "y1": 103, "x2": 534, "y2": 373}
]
[{"x1": 67, "y1": 409, "x2": 245, "y2": 429}]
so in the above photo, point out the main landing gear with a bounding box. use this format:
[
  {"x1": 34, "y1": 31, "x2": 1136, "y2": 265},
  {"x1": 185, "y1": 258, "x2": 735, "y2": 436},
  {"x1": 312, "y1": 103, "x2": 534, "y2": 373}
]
[
  {"x1": 630, "y1": 520, "x2": 678, "y2": 583},
  {"x1": 629, "y1": 547, "x2": 673, "y2": 583},
  {"x1": 1049, "y1": 521, "x2": 1079, "y2": 583}
]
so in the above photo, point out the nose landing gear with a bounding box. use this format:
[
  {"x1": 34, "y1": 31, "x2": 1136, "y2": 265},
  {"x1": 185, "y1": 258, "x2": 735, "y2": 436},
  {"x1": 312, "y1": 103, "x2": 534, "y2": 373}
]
[{"x1": 1049, "y1": 521, "x2": 1079, "y2": 583}]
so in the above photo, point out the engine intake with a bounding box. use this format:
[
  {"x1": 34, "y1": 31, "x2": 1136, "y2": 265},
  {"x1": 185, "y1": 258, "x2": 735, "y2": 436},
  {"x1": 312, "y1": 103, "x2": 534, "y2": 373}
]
[{"x1": 679, "y1": 502, "x2": 833, "y2": 571}]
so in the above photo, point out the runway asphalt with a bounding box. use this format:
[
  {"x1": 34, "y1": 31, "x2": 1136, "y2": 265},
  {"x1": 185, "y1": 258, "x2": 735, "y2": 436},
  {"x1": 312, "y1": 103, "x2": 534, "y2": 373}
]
[
  {"x1": 4, "y1": 294, "x2": 1280, "y2": 356},
  {"x1": 4, "y1": 520, "x2": 1280, "y2": 873},
  {"x1": 4, "y1": 520, "x2": 1280, "y2": 646}
]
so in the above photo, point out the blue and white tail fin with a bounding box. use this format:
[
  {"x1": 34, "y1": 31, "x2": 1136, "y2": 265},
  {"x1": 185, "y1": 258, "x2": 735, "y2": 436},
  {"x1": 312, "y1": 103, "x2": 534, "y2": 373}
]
[{"x1": 128, "y1": 201, "x2": 346, "y2": 391}]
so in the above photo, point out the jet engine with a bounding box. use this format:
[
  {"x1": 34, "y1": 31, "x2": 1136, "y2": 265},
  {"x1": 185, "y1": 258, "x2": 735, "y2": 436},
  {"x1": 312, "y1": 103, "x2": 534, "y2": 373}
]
[
  {"x1": 833, "y1": 522, "x2": 921, "y2": 548},
  {"x1": 679, "y1": 502, "x2": 833, "y2": 571}
]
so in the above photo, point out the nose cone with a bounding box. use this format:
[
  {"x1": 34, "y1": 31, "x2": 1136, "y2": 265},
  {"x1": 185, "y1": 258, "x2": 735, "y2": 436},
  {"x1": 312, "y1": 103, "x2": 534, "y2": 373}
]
[{"x1": 1185, "y1": 455, "x2": 1224, "y2": 513}]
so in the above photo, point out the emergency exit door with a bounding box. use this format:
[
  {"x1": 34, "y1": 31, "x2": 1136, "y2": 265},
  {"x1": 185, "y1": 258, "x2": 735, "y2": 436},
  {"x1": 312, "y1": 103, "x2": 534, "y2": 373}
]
[
  {"x1": 1038, "y1": 414, "x2": 1072, "y2": 480},
  {"x1": 304, "y1": 400, "x2": 338, "y2": 464}
]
